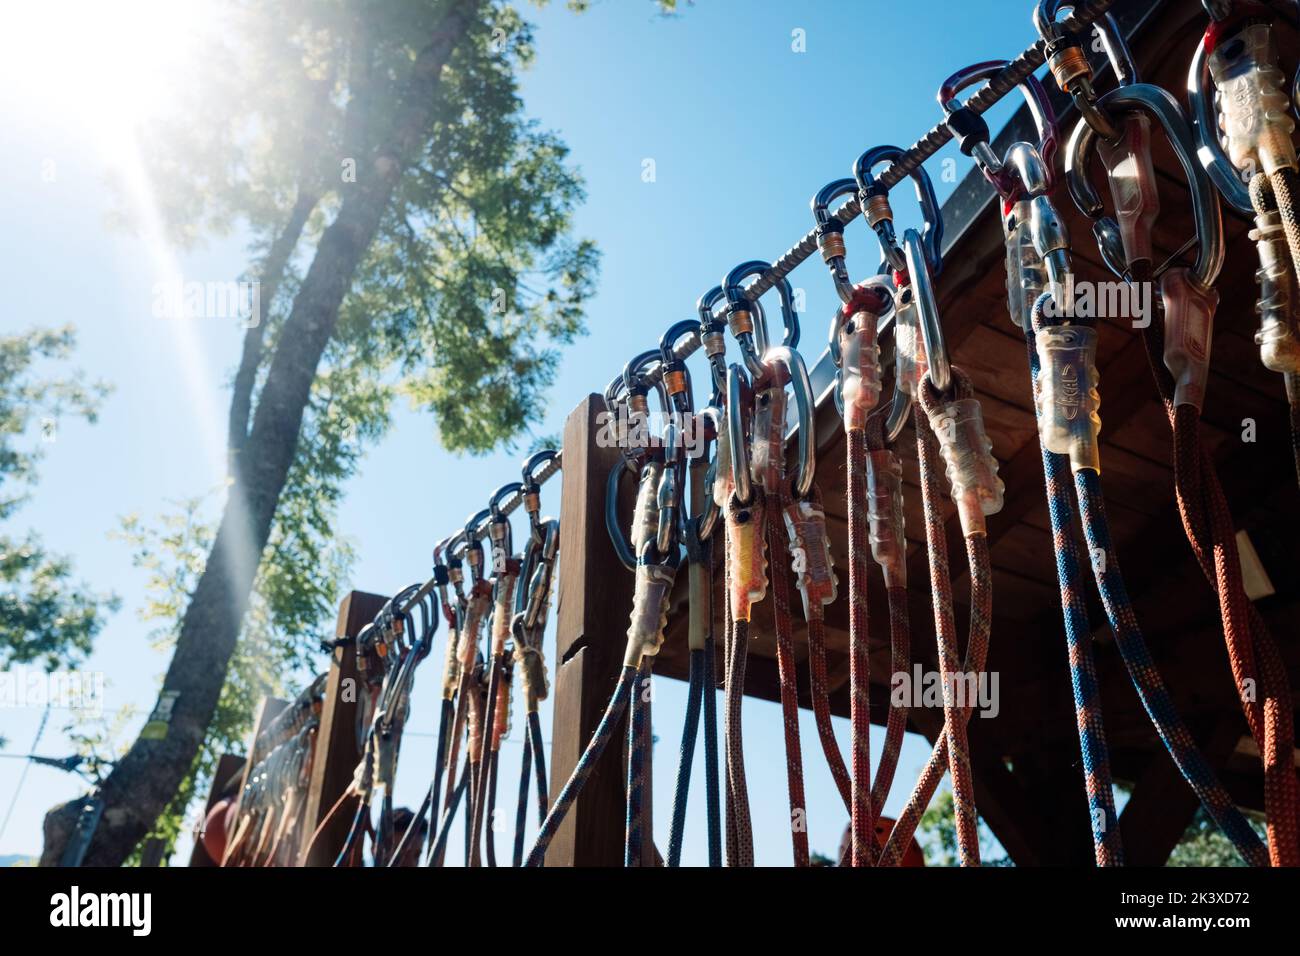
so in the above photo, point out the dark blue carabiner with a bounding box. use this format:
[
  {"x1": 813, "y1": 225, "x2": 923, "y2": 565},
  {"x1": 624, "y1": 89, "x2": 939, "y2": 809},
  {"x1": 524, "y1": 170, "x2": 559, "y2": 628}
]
[
  {"x1": 811, "y1": 177, "x2": 861, "y2": 304},
  {"x1": 853, "y1": 145, "x2": 944, "y2": 277},
  {"x1": 521, "y1": 449, "x2": 557, "y2": 493},
  {"x1": 658, "y1": 319, "x2": 699, "y2": 416},
  {"x1": 722, "y1": 260, "x2": 800, "y2": 353}
]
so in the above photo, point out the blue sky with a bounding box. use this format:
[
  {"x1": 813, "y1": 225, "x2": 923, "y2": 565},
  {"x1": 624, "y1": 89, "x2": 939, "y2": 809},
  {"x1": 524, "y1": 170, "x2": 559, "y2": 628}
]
[{"x1": 0, "y1": 0, "x2": 1038, "y2": 863}]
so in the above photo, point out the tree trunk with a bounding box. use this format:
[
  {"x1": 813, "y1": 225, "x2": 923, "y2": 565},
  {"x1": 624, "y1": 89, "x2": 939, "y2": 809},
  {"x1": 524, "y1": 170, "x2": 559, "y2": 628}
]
[
  {"x1": 40, "y1": 0, "x2": 479, "y2": 867},
  {"x1": 227, "y1": 188, "x2": 320, "y2": 462}
]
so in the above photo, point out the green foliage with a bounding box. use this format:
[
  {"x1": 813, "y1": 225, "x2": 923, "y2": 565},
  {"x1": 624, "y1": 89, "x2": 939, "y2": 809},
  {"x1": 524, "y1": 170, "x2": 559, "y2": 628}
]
[
  {"x1": 0, "y1": 326, "x2": 108, "y2": 517},
  {"x1": 916, "y1": 790, "x2": 1012, "y2": 866},
  {"x1": 1166, "y1": 808, "x2": 1264, "y2": 867},
  {"x1": 130, "y1": 1, "x2": 600, "y2": 457},
  {"x1": 0, "y1": 327, "x2": 116, "y2": 670}
]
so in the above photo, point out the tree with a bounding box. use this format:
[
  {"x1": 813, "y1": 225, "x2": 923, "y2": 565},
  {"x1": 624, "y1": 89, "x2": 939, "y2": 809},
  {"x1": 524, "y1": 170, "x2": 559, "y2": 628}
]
[
  {"x1": 1166, "y1": 807, "x2": 1263, "y2": 867},
  {"x1": 41, "y1": 0, "x2": 600, "y2": 865},
  {"x1": 915, "y1": 791, "x2": 1012, "y2": 866},
  {"x1": 0, "y1": 326, "x2": 116, "y2": 676}
]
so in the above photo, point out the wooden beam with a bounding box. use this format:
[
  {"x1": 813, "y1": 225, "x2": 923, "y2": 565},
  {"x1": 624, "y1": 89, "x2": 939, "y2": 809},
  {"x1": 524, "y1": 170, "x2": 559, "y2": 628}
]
[
  {"x1": 298, "y1": 589, "x2": 388, "y2": 866},
  {"x1": 547, "y1": 395, "x2": 635, "y2": 866}
]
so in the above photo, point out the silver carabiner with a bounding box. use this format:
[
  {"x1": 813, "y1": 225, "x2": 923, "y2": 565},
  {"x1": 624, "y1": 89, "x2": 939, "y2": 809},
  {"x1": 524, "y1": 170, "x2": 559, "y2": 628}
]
[
  {"x1": 725, "y1": 363, "x2": 753, "y2": 508},
  {"x1": 1188, "y1": 34, "x2": 1254, "y2": 217},
  {"x1": 904, "y1": 228, "x2": 951, "y2": 396},
  {"x1": 1066, "y1": 82, "x2": 1226, "y2": 288}
]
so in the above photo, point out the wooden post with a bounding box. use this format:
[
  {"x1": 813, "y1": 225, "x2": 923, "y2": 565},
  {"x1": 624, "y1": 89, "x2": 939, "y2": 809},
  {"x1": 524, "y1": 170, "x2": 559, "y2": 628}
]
[
  {"x1": 547, "y1": 395, "x2": 635, "y2": 866},
  {"x1": 188, "y1": 753, "x2": 245, "y2": 866},
  {"x1": 298, "y1": 589, "x2": 388, "y2": 865}
]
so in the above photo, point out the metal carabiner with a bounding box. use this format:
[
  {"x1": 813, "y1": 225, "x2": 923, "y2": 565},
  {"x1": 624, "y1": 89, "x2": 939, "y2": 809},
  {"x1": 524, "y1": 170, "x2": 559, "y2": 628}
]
[
  {"x1": 724, "y1": 363, "x2": 754, "y2": 508},
  {"x1": 722, "y1": 260, "x2": 797, "y2": 377},
  {"x1": 521, "y1": 448, "x2": 557, "y2": 536},
  {"x1": 487, "y1": 480, "x2": 522, "y2": 576},
  {"x1": 1190, "y1": 0, "x2": 1300, "y2": 217},
  {"x1": 689, "y1": 404, "x2": 722, "y2": 544},
  {"x1": 760, "y1": 346, "x2": 817, "y2": 500},
  {"x1": 853, "y1": 145, "x2": 944, "y2": 277},
  {"x1": 606, "y1": 456, "x2": 638, "y2": 572},
  {"x1": 812, "y1": 177, "x2": 860, "y2": 303},
  {"x1": 520, "y1": 519, "x2": 559, "y2": 631},
  {"x1": 905, "y1": 227, "x2": 951, "y2": 396},
  {"x1": 938, "y1": 60, "x2": 1059, "y2": 202},
  {"x1": 623, "y1": 348, "x2": 667, "y2": 413},
  {"x1": 658, "y1": 319, "x2": 699, "y2": 417},
  {"x1": 461, "y1": 507, "x2": 492, "y2": 586},
  {"x1": 1066, "y1": 82, "x2": 1226, "y2": 288},
  {"x1": 613, "y1": 348, "x2": 665, "y2": 466},
  {"x1": 1033, "y1": 1, "x2": 1139, "y2": 142},
  {"x1": 698, "y1": 284, "x2": 765, "y2": 402},
  {"x1": 655, "y1": 413, "x2": 682, "y2": 559},
  {"x1": 1189, "y1": 33, "x2": 1254, "y2": 216}
]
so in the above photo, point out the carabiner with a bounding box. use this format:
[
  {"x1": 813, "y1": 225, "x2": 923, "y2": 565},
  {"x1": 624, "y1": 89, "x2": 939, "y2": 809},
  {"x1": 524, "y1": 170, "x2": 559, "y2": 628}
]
[
  {"x1": 1066, "y1": 83, "x2": 1226, "y2": 288},
  {"x1": 623, "y1": 348, "x2": 667, "y2": 415},
  {"x1": 1033, "y1": 1, "x2": 1138, "y2": 142},
  {"x1": 853, "y1": 145, "x2": 944, "y2": 277},
  {"x1": 937, "y1": 61, "x2": 1059, "y2": 203},
  {"x1": 724, "y1": 363, "x2": 754, "y2": 508},
  {"x1": 488, "y1": 481, "x2": 522, "y2": 574},
  {"x1": 761, "y1": 346, "x2": 817, "y2": 500},
  {"x1": 520, "y1": 519, "x2": 560, "y2": 631},
  {"x1": 812, "y1": 177, "x2": 860, "y2": 303},
  {"x1": 688, "y1": 404, "x2": 722, "y2": 544},
  {"x1": 606, "y1": 457, "x2": 638, "y2": 572},
  {"x1": 722, "y1": 260, "x2": 798, "y2": 376},
  {"x1": 658, "y1": 319, "x2": 699, "y2": 417},
  {"x1": 1189, "y1": 36, "x2": 1254, "y2": 216},
  {"x1": 462, "y1": 507, "x2": 492, "y2": 586},
  {"x1": 905, "y1": 227, "x2": 951, "y2": 396},
  {"x1": 521, "y1": 448, "x2": 557, "y2": 536}
]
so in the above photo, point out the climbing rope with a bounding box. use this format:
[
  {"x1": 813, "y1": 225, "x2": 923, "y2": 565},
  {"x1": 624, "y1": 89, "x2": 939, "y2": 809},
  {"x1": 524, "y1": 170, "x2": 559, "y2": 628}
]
[{"x1": 1061, "y1": 17, "x2": 1299, "y2": 864}]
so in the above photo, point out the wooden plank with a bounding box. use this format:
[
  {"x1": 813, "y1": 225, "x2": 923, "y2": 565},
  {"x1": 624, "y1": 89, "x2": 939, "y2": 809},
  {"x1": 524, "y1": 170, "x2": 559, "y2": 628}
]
[
  {"x1": 298, "y1": 589, "x2": 388, "y2": 866},
  {"x1": 546, "y1": 395, "x2": 636, "y2": 866}
]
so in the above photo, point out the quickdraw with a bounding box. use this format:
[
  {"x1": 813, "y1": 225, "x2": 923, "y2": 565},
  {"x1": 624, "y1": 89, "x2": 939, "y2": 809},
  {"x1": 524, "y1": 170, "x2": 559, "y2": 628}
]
[
  {"x1": 816, "y1": 180, "x2": 917, "y2": 853},
  {"x1": 660, "y1": 317, "x2": 724, "y2": 868},
  {"x1": 523, "y1": 354, "x2": 679, "y2": 867},
  {"x1": 511, "y1": 450, "x2": 559, "y2": 866}
]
